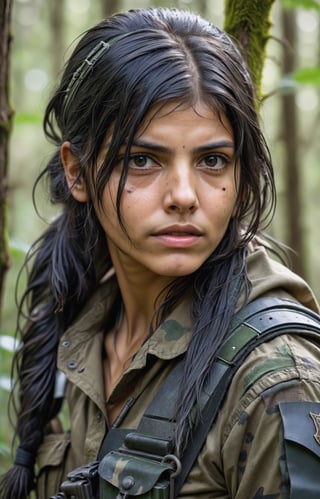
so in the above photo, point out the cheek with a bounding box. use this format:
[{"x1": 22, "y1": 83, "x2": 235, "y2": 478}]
[
  {"x1": 215, "y1": 185, "x2": 238, "y2": 221},
  {"x1": 94, "y1": 183, "x2": 118, "y2": 226},
  {"x1": 124, "y1": 182, "x2": 137, "y2": 195}
]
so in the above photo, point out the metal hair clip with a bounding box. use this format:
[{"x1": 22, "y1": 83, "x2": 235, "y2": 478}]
[{"x1": 62, "y1": 32, "x2": 131, "y2": 118}]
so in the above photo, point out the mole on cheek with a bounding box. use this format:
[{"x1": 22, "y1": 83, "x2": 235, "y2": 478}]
[
  {"x1": 126, "y1": 188, "x2": 133, "y2": 194},
  {"x1": 222, "y1": 187, "x2": 226, "y2": 191}
]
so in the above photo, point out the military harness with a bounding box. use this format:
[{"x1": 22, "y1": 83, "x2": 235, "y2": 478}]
[{"x1": 50, "y1": 297, "x2": 320, "y2": 499}]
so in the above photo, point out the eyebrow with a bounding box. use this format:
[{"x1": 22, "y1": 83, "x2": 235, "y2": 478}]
[{"x1": 130, "y1": 138, "x2": 235, "y2": 154}]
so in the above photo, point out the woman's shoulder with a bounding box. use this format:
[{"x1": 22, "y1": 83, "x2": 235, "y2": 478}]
[
  {"x1": 244, "y1": 235, "x2": 319, "y2": 313},
  {"x1": 219, "y1": 328, "x2": 320, "y2": 439},
  {"x1": 200, "y1": 329, "x2": 320, "y2": 498},
  {"x1": 186, "y1": 325, "x2": 320, "y2": 498}
]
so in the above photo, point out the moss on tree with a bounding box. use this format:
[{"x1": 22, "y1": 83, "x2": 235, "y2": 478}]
[
  {"x1": 224, "y1": 0, "x2": 276, "y2": 102},
  {"x1": 0, "y1": 0, "x2": 13, "y2": 319}
]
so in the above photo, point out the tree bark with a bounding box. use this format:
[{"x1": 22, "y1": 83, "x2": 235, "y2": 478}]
[
  {"x1": 101, "y1": 0, "x2": 121, "y2": 18},
  {"x1": 0, "y1": 0, "x2": 13, "y2": 321},
  {"x1": 224, "y1": 0, "x2": 276, "y2": 101},
  {"x1": 196, "y1": 0, "x2": 208, "y2": 17},
  {"x1": 50, "y1": 0, "x2": 65, "y2": 79},
  {"x1": 281, "y1": 8, "x2": 306, "y2": 277}
]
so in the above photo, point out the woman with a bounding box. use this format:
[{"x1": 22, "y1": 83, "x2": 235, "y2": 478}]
[{"x1": 1, "y1": 7, "x2": 320, "y2": 499}]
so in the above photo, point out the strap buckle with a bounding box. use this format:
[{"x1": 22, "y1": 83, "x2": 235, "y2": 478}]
[
  {"x1": 50, "y1": 461, "x2": 99, "y2": 499},
  {"x1": 162, "y1": 454, "x2": 182, "y2": 499}
]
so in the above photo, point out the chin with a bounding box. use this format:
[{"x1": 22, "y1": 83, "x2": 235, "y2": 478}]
[{"x1": 156, "y1": 264, "x2": 201, "y2": 278}]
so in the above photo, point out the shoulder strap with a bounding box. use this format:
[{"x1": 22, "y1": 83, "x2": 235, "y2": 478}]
[
  {"x1": 174, "y1": 297, "x2": 320, "y2": 495},
  {"x1": 99, "y1": 297, "x2": 320, "y2": 497}
]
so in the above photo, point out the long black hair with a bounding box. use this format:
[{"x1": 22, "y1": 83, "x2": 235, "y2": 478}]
[{"x1": 0, "y1": 7, "x2": 275, "y2": 497}]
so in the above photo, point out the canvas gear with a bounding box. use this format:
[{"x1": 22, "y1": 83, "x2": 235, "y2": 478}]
[{"x1": 50, "y1": 297, "x2": 320, "y2": 499}]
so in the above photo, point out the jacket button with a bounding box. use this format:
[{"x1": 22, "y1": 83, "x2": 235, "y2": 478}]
[
  {"x1": 96, "y1": 411, "x2": 102, "y2": 422},
  {"x1": 67, "y1": 361, "x2": 78, "y2": 370},
  {"x1": 62, "y1": 341, "x2": 70, "y2": 347}
]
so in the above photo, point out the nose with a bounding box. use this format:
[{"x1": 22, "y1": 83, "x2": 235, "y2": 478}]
[{"x1": 163, "y1": 164, "x2": 199, "y2": 214}]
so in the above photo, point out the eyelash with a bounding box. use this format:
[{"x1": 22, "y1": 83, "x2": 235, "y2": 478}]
[
  {"x1": 198, "y1": 154, "x2": 229, "y2": 171},
  {"x1": 127, "y1": 154, "x2": 157, "y2": 170},
  {"x1": 121, "y1": 153, "x2": 230, "y2": 173}
]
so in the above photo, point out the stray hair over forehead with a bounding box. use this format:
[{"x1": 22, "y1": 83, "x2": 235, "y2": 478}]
[
  {"x1": 62, "y1": 32, "x2": 132, "y2": 119},
  {"x1": 50, "y1": 8, "x2": 252, "y2": 135},
  {"x1": 61, "y1": 16, "x2": 251, "y2": 125}
]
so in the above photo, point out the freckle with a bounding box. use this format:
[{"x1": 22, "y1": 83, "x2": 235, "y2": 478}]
[
  {"x1": 126, "y1": 188, "x2": 133, "y2": 194},
  {"x1": 182, "y1": 145, "x2": 186, "y2": 149}
]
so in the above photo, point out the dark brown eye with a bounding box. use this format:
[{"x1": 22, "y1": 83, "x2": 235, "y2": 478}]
[
  {"x1": 128, "y1": 155, "x2": 152, "y2": 169},
  {"x1": 199, "y1": 154, "x2": 226, "y2": 170}
]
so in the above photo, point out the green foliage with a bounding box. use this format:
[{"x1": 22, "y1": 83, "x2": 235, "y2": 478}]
[
  {"x1": 0, "y1": 343, "x2": 14, "y2": 474},
  {"x1": 0, "y1": 241, "x2": 26, "y2": 473},
  {"x1": 282, "y1": 0, "x2": 320, "y2": 10},
  {"x1": 280, "y1": 67, "x2": 320, "y2": 94},
  {"x1": 0, "y1": 442, "x2": 11, "y2": 475},
  {"x1": 282, "y1": 0, "x2": 319, "y2": 125},
  {"x1": 292, "y1": 67, "x2": 320, "y2": 86},
  {"x1": 14, "y1": 112, "x2": 42, "y2": 125},
  {"x1": 223, "y1": 0, "x2": 276, "y2": 101}
]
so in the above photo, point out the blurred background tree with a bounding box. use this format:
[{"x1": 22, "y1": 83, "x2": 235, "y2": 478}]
[
  {"x1": 0, "y1": 0, "x2": 12, "y2": 321},
  {"x1": 0, "y1": 0, "x2": 319, "y2": 474}
]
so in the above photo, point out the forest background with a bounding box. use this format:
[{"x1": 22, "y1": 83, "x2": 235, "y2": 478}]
[{"x1": 0, "y1": 0, "x2": 319, "y2": 473}]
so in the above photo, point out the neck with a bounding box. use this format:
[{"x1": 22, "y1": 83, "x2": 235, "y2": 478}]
[
  {"x1": 106, "y1": 239, "x2": 178, "y2": 343},
  {"x1": 114, "y1": 264, "x2": 172, "y2": 342}
]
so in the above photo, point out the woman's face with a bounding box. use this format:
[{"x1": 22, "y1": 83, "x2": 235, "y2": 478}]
[{"x1": 90, "y1": 101, "x2": 238, "y2": 281}]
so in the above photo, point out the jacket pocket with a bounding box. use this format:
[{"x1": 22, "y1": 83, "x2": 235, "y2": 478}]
[
  {"x1": 279, "y1": 401, "x2": 320, "y2": 499},
  {"x1": 36, "y1": 432, "x2": 70, "y2": 499}
]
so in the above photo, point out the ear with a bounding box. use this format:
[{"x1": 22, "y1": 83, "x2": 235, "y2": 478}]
[{"x1": 61, "y1": 141, "x2": 88, "y2": 202}]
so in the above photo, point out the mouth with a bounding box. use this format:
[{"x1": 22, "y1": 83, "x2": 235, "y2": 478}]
[
  {"x1": 154, "y1": 225, "x2": 203, "y2": 237},
  {"x1": 152, "y1": 225, "x2": 203, "y2": 248}
]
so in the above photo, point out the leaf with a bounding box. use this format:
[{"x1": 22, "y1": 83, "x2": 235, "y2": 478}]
[
  {"x1": 0, "y1": 443, "x2": 10, "y2": 458},
  {"x1": 278, "y1": 76, "x2": 299, "y2": 95},
  {"x1": 14, "y1": 112, "x2": 42, "y2": 125},
  {"x1": 282, "y1": 0, "x2": 320, "y2": 9},
  {"x1": 0, "y1": 335, "x2": 19, "y2": 353},
  {"x1": 9, "y1": 239, "x2": 29, "y2": 259},
  {"x1": 293, "y1": 67, "x2": 320, "y2": 86},
  {"x1": 0, "y1": 375, "x2": 12, "y2": 392}
]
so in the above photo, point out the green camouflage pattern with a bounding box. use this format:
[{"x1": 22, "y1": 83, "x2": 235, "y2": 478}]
[
  {"x1": 34, "y1": 238, "x2": 320, "y2": 498},
  {"x1": 99, "y1": 451, "x2": 172, "y2": 497}
]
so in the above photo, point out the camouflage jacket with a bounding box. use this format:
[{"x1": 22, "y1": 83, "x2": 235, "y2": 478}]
[{"x1": 35, "y1": 238, "x2": 320, "y2": 498}]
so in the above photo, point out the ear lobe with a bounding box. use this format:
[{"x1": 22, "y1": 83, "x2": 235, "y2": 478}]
[{"x1": 60, "y1": 141, "x2": 88, "y2": 203}]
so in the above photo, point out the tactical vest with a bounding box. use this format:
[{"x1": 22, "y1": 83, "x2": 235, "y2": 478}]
[{"x1": 51, "y1": 297, "x2": 320, "y2": 499}]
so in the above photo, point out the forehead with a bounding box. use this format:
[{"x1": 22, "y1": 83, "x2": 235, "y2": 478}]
[{"x1": 135, "y1": 100, "x2": 233, "y2": 141}]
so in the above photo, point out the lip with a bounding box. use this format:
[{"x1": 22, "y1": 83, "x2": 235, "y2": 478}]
[
  {"x1": 152, "y1": 224, "x2": 203, "y2": 248},
  {"x1": 154, "y1": 224, "x2": 203, "y2": 236}
]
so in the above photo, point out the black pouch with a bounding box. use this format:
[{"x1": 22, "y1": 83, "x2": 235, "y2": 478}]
[{"x1": 279, "y1": 401, "x2": 320, "y2": 499}]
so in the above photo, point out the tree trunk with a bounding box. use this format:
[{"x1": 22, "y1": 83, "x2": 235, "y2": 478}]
[
  {"x1": 50, "y1": 0, "x2": 65, "y2": 79},
  {"x1": 0, "y1": 0, "x2": 13, "y2": 321},
  {"x1": 195, "y1": 0, "x2": 208, "y2": 17},
  {"x1": 101, "y1": 0, "x2": 121, "y2": 18},
  {"x1": 281, "y1": 8, "x2": 306, "y2": 277},
  {"x1": 224, "y1": 0, "x2": 276, "y2": 101}
]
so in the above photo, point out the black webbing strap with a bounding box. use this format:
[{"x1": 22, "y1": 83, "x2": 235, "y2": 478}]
[
  {"x1": 174, "y1": 297, "x2": 320, "y2": 495},
  {"x1": 98, "y1": 358, "x2": 186, "y2": 461},
  {"x1": 99, "y1": 297, "x2": 320, "y2": 497}
]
